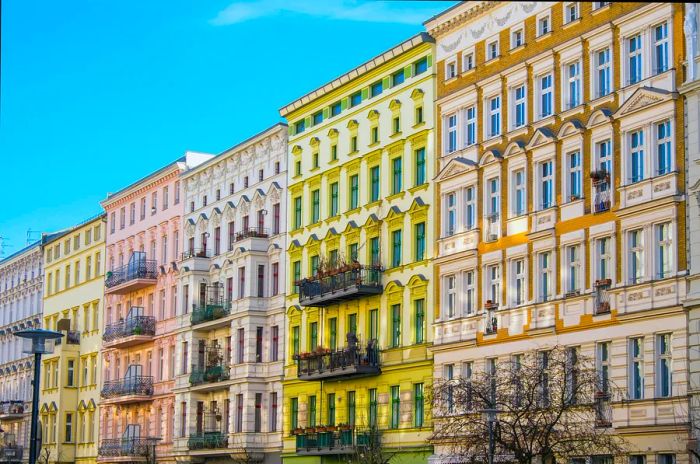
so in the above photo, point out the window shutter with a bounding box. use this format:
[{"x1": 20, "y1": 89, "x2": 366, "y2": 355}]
[
  {"x1": 287, "y1": 125, "x2": 294, "y2": 136},
  {"x1": 341, "y1": 98, "x2": 349, "y2": 110},
  {"x1": 427, "y1": 54, "x2": 433, "y2": 67},
  {"x1": 304, "y1": 116, "x2": 312, "y2": 128},
  {"x1": 361, "y1": 87, "x2": 369, "y2": 100},
  {"x1": 404, "y1": 65, "x2": 413, "y2": 78},
  {"x1": 382, "y1": 76, "x2": 391, "y2": 89},
  {"x1": 323, "y1": 107, "x2": 330, "y2": 119}
]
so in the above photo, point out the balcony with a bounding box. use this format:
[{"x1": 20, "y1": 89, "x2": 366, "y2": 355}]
[
  {"x1": 103, "y1": 313, "x2": 156, "y2": 349},
  {"x1": 0, "y1": 446, "x2": 23, "y2": 462},
  {"x1": 594, "y1": 392, "x2": 612, "y2": 428},
  {"x1": 0, "y1": 401, "x2": 24, "y2": 421},
  {"x1": 190, "y1": 363, "x2": 230, "y2": 388},
  {"x1": 594, "y1": 279, "x2": 611, "y2": 315},
  {"x1": 100, "y1": 375, "x2": 154, "y2": 405},
  {"x1": 187, "y1": 432, "x2": 227, "y2": 451},
  {"x1": 191, "y1": 301, "x2": 232, "y2": 327},
  {"x1": 294, "y1": 345, "x2": 380, "y2": 381},
  {"x1": 55, "y1": 330, "x2": 80, "y2": 346},
  {"x1": 180, "y1": 248, "x2": 212, "y2": 260},
  {"x1": 98, "y1": 437, "x2": 158, "y2": 461},
  {"x1": 105, "y1": 252, "x2": 157, "y2": 294},
  {"x1": 234, "y1": 227, "x2": 269, "y2": 243},
  {"x1": 294, "y1": 426, "x2": 378, "y2": 456},
  {"x1": 298, "y1": 265, "x2": 383, "y2": 307}
]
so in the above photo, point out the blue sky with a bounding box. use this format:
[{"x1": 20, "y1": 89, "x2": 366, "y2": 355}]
[{"x1": 0, "y1": 0, "x2": 454, "y2": 258}]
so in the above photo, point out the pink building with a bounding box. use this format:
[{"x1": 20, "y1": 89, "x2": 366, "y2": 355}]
[{"x1": 98, "y1": 153, "x2": 211, "y2": 463}]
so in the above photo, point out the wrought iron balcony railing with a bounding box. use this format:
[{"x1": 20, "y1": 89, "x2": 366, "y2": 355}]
[
  {"x1": 181, "y1": 248, "x2": 212, "y2": 260},
  {"x1": 103, "y1": 316, "x2": 156, "y2": 342},
  {"x1": 190, "y1": 301, "x2": 232, "y2": 326},
  {"x1": 593, "y1": 188, "x2": 611, "y2": 213},
  {"x1": 298, "y1": 265, "x2": 383, "y2": 307},
  {"x1": 187, "y1": 431, "x2": 227, "y2": 450},
  {"x1": 234, "y1": 227, "x2": 269, "y2": 243},
  {"x1": 594, "y1": 279, "x2": 611, "y2": 315},
  {"x1": 98, "y1": 437, "x2": 157, "y2": 458},
  {"x1": 0, "y1": 446, "x2": 23, "y2": 461},
  {"x1": 294, "y1": 426, "x2": 379, "y2": 456},
  {"x1": 100, "y1": 376, "x2": 154, "y2": 399},
  {"x1": 105, "y1": 259, "x2": 157, "y2": 289},
  {"x1": 189, "y1": 363, "x2": 230, "y2": 386},
  {"x1": 594, "y1": 392, "x2": 612, "y2": 428},
  {"x1": 294, "y1": 345, "x2": 380, "y2": 381}
]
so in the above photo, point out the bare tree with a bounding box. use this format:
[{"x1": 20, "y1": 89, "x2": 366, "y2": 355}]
[
  {"x1": 430, "y1": 346, "x2": 627, "y2": 464},
  {"x1": 343, "y1": 427, "x2": 396, "y2": 464}
]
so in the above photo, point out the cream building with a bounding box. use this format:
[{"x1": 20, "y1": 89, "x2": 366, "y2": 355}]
[
  {"x1": 427, "y1": 2, "x2": 690, "y2": 463},
  {"x1": 41, "y1": 215, "x2": 105, "y2": 464},
  {"x1": 172, "y1": 123, "x2": 288, "y2": 464}
]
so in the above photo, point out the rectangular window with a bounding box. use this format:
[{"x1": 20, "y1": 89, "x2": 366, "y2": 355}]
[
  {"x1": 270, "y1": 392, "x2": 278, "y2": 432},
  {"x1": 391, "y1": 304, "x2": 401, "y2": 347},
  {"x1": 567, "y1": 61, "x2": 581, "y2": 109},
  {"x1": 392, "y1": 69, "x2": 405, "y2": 86},
  {"x1": 349, "y1": 174, "x2": 359, "y2": 210},
  {"x1": 67, "y1": 359, "x2": 75, "y2": 386},
  {"x1": 629, "y1": 337, "x2": 644, "y2": 399},
  {"x1": 65, "y1": 413, "x2": 73, "y2": 443},
  {"x1": 415, "y1": 298, "x2": 425, "y2": 343},
  {"x1": 487, "y1": 39, "x2": 499, "y2": 60},
  {"x1": 513, "y1": 85, "x2": 526, "y2": 128},
  {"x1": 656, "y1": 333, "x2": 672, "y2": 397},
  {"x1": 445, "y1": 192, "x2": 456, "y2": 236},
  {"x1": 254, "y1": 393, "x2": 262, "y2": 432},
  {"x1": 540, "y1": 252, "x2": 552, "y2": 301},
  {"x1": 538, "y1": 14, "x2": 550, "y2": 36},
  {"x1": 293, "y1": 261, "x2": 301, "y2": 294},
  {"x1": 290, "y1": 398, "x2": 299, "y2": 430},
  {"x1": 255, "y1": 326, "x2": 263, "y2": 362},
  {"x1": 488, "y1": 96, "x2": 501, "y2": 137},
  {"x1": 308, "y1": 395, "x2": 317, "y2": 427},
  {"x1": 539, "y1": 74, "x2": 552, "y2": 118},
  {"x1": 327, "y1": 393, "x2": 336, "y2": 426},
  {"x1": 414, "y1": 222, "x2": 425, "y2": 262},
  {"x1": 294, "y1": 120, "x2": 305, "y2": 134},
  {"x1": 415, "y1": 148, "x2": 426, "y2": 186},
  {"x1": 446, "y1": 275, "x2": 456, "y2": 318},
  {"x1": 465, "y1": 106, "x2": 477, "y2": 146},
  {"x1": 391, "y1": 230, "x2": 402, "y2": 268},
  {"x1": 511, "y1": 28, "x2": 523, "y2": 48},
  {"x1": 513, "y1": 170, "x2": 525, "y2": 216},
  {"x1": 312, "y1": 111, "x2": 323, "y2": 125},
  {"x1": 654, "y1": 23, "x2": 669, "y2": 74},
  {"x1": 541, "y1": 160, "x2": 553, "y2": 209},
  {"x1": 656, "y1": 222, "x2": 672, "y2": 278},
  {"x1": 235, "y1": 394, "x2": 244, "y2": 432},
  {"x1": 629, "y1": 229, "x2": 644, "y2": 283},
  {"x1": 656, "y1": 120, "x2": 671, "y2": 175},
  {"x1": 371, "y1": 80, "x2": 383, "y2": 97},
  {"x1": 414, "y1": 57, "x2": 428, "y2": 75},
  {"x1": 597, "y1": 237, "x2": 611, "y2": 280},
  {"x1": 292, "y1": 325, "x2": 300, "y2": 356},
  {"x1": 446, "y1": 114, "x2": 457, "y2": 153},
  {"x1": 392, "y1": 157, "x2": 402, "y2": 194},
  {"x1": 370, "y1": 166, "x2": 380, "y2": 202},
  {"x1": 350, "y1": 91, "x2": 362, "y2": 107},
  {"x1": 445, "y1": 59, "x2": 457, "y2": 80},
  {"x1": 293, "y1": 197, "x2": 302, "y2": 229},
  {"x1": 629, "y1": 34, "x2": 643, "y2": 84},
  {"x1": 347, "y1": 390, "x2": 356, "y2": 426},
  {"x1": 390, "y1": 386, "x2": 400, "y2": 429},
  {"x1": 597, "y1": 341, "x2": 611, "y2": 394},
  {"x1": 464, "y1": 270, "x2": 475, "y2": 315},
  {"x1": 369, "y1": 309, "x2": 379, "y2": 341},
  {"x1": 370, "y1": 237, "x2": 380, "y2": 266},
  {"x1": 514, "y1": 259, "x2": 525, "y2": 305},
  {"x1": 463, "y1": 51, "x2": 474, "y2": 71},
  {"x1": 311, "y1": 189, "x2": 320, "y2": 223},
  {"x1": 596, "y1": 48, "x2": 611, "y2": 97},
  {"x1": 568, "y1": 151, "x2": 581, "y2": 200},
  {"x1": 414, "y1": 383, "x2": 424, "y2": 427},
  {"x1": 631, "y1": 129, "x2": 645, "y2": 183},
  {"x1": 237, "y1": 328, "x2": 245, "y2": 363},
  {"x1": 368, "y1": 388, "x2": 378, "y2": 427},
  {"x1": 565, "y1": 2, "x2": 578, "y2": 23},
  {"x1": 567, "y1": 245, "x2": 581, "y2": 293},
  {"x1": 331, "y1": 101, "x2": 341, "y2": 117},
  {"x1": 465, "y1": 186, "x2": 476, "y2": 229},
  {"x1": 487, "y1": 264, "x2": 500, "y2": 303}
]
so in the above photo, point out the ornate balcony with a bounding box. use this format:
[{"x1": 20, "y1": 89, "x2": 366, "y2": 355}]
[
  {"x1": 187, "y1": 432, "x2": 227, "y2": 450},
  {"x1": 298, "y1": 265, "x2": 383, "y2": 307},
  {"x1": 103, "y1": 311, "x2": 156, "y2": 349},
  {"x1": 0, "y1": 446, "x2": 23, "y2": 462},
  {"x1": 294, "y1": 345, "x2": 380, "y2": 381},
  {"x1": 234, "y1": 227, "x2": 269, "y2": 242},
  {"x1": 0, "y1": 401, "x2": 25, "y2": 421},
  {"x1": 105, "y1": 252, "x2": 157, "y2": 294},
  {"x1": 190, "y1": 363, "x2": 230, "y2": 388},
  {"x1": 98, "y1": 437, "x2": 158, "y2": 460},
  {"x1": 100, "y1": 375, "x2": 154, "y2": 405},
  {"x1": 594, "y1": 392, "x2": 612, "y2": 428},
  {"x1": 55, "y1": 330, "x2": 80, "y2": 346},
  {"x1": 191, "y1": 301, "x2": 232, "y2": 327},
  {"x1": 180, "y1": 248, "x2": 212, "y2": 260},
  {"x1": 294, "y1": 426, "x2": 378, "y2": 456},
  {"x1": 594, "y1": 279, "x2": 612, "y2": 315}
]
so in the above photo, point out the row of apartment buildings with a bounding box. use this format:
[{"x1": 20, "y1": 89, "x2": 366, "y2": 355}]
[{"x1": 0, "y1": 2, "x2": 699, "y2": 464}]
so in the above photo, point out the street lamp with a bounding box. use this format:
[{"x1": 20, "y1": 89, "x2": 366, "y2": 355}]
[
  {"x1": 14, "y1": 329, "x2": 63, "y2": 464},
  {"x1": 482, "y1": 408, "x2": 500, "y2": 464}
]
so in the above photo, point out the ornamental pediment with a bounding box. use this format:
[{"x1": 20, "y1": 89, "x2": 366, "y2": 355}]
[
  {"x1": 614, "y1": 87, "x2": 674, "y2": 118},
  {"x1": 525, "y1": 128, "x2": 555, "y2": 150},
  {"x1": 434, "y1": 157, "x2": 476, "y2": 182}
]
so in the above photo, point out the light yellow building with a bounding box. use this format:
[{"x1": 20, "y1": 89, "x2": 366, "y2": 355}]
[
  {"x1": 279, "y1": 33, "x2": 436, "y2": 464},
  {"x1": 427, "y1": 2, "x2": 689, "y2": 463},
  {"x1": 41, "y1": 215, "x2": 105, "y2": 464}
]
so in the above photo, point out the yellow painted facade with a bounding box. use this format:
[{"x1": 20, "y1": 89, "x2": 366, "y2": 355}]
[
  {"x1": 42, "y1": 215, "x2": 105, "y2": 464},
  {"x1": 280, "y1": 34, "x2": 436, "y2": 463}
]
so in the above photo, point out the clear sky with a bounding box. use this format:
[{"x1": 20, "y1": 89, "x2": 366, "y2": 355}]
[{"x1": 0, "y1": 0, "x2": 454, "y2": 258}]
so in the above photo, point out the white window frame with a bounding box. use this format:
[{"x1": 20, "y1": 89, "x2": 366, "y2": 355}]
[
  {"x1": 565, "y1": 60, "x2": 581, "y2": 110},
  {"x1": 511, "y1": 25, "x2": 524, "y2": 49},
  {"x1": 446, "y1": 113, "x2": 458, "y2": 154},
  {"x1": 566, "y1": 244, "x2": 581, "y2": 294},
  {"x1": 512, "y1": 258, "x2": 526, "y2": 306},
  {"x1": 655, "y1": 333, "x2": 672, "y2": 398},
  {"x1": 464, "y1": 270, "x2": 475, "y2": 315},
  {"x1": 563, "y1": 2, "x2": 579, "y2": 24},
  {"x1": 653, "y1": 22, "x2": 669, "y2": 74},
  {"x1": 628, "y1": 228, "x2": 645, "y2": 284},
  {"x1": 445, "y1": 192, "x2": 457, "y2": 237},
  {"x1": 486, "y1": 264, "x2": 501, "y2": 304},
  {"x1": 445, "y1": 58, "x2": 458, "y2": 80},
  {"x1": 486, "y1": 38, "x2": 499, "y2": 61},
  {"x1": 629, "y1": 128, "x2": 645, "y2": 184},
  {"x1": 465, "y1": 186, "x2": 477, "y2": 230},
  {"x1": 512, "y1": 169, "x2": 526, "y2": 217},
  {"x1": 512, "y1": 84, "x2": 527, "y2": 130},
  {"x1": 537, "y1": 73, "x2": 553, "y2": 119},
  {"x1": 627, "y1": 33, "x2": 643, "y2": 85},
  {"x1": 445, "y1": 275, "x2": 457, "y2": 318},
  {"x1": 486, "y1": 95, "x2": 501, "y2": 138},
  {"x1": 595, "y1": 236, "x2": 612, "y2": 281},
  {"x1": 567, "y1": 151, "x2": 582, "y2": 201},
  {"x1": 465, "y1": 105, "x2": 477, "y2": 147},
  {"x1": 655, "y1": 222, "x2": 672, "y2": 279},
  {"x1": 537, "y1": 11, "x2": 551, "y2": 37},
  {"x1": 594, "y1": 47, "x2": 612, "y2": 98},
  {"x1": 462, "y1": 49, "x2": 475, "y2": 72},
  {"x1": 539, "y1": 251, "x2": 553, "y2": 302},
  {"x1": 655, "y1": 119, "x2": 672, "y2": 176},
  {"x1": 629, "y1": 337, "x2": 644, "y2": 400},
  {"x1": 539, "y1": 160, "x2": 554, "y2": 210}
]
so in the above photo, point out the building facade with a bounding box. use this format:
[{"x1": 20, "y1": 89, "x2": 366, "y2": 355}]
[
  {"x1": 279, "y1": 33, "x2": 436, "y2": 464},
  {"x1": 0, "y1": 240, "x2": 47, "y2": 463},
  {"x1": 172, "y1": 124, "x2": 288, "y2": 463},
  {"x1": 41, "y1": 214, "x2": 105, "y2": 464},
  {"x1": 98, "y1": 153, "x2": 211, "y2": 464},
  {"x1": 427, "y1": 1, "x2": 690, "y2": 463}
]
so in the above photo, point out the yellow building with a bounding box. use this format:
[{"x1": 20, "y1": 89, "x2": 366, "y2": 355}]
[
  {"x1": 41, "y1": 215, "x2": 105, "y2": 464},
  {"x1": 427, "y1": 2, "x2": 689, "y2": 463},
  {"x1": 279, "y1": 33, "x2": 436, "y2": 463}
]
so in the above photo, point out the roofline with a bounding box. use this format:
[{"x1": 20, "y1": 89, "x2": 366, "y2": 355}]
[
  {"x1": 279, "y1": 32, "x2": 434, "y2": 117},
  {"x1": 42, "y1": 213, "x2": 107, "y2": 247},
  {"x1": 423, "y1": 1, "x2": 496, "y2": 37},
  {"x1": 0, "y1": 225, "x2": 75, "y2": 265},
  {"x1": 100, "y1": 157, "x2": 185, "y2": 208},
  {"x1": 181, "y1": 122, "x2": 288, "y2": 180}
]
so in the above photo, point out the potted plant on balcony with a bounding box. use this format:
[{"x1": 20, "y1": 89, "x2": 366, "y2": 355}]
[
  {"x1": 590, "y1": 170, "x2": 609, "y2": 182},
  {"x1": 595, "y1": 278, "x2": 612, "y2": 287},
  {"x1": 133, "y1": 324, "x2": 143, "y2": 336},
  {"x1": 292, "y1": 427, "x2": 303, "y2": 435},
  {"x1": 484, "y1": 299, "x2": 498, "y2": 310}
]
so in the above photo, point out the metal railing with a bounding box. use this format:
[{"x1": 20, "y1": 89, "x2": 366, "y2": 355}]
[
  {"x1": 298, "y1": 266, "x2": 382, "y2": 302},
  {"x1": 98, "y1": 438, "x2": 156, "y2": 457},
  {"x1": 594, "y1": 280, "x2": 611, "y2": 314},
  {"x1": 295, "y1": 427, "x2": 379, "y2": 454},
  {"x1": 55, "y1": 330, "x2": 80, "y2": 345},
  {"x1": 295, "y1": 345, "x2": 380, "y2": 379},
  {"x1": 187, "y1": 431, "x2": 227, "y2": 450},
  {"x1": 103, "y1": 316, "x2": 156, "y2": 342},
  {"x1": 0, "y1": 446, "x2": 23, "y2": 461},
  {"x1": 593, "y1": 188, "x2": 611, "y2": 213},
  {"x1": 594, "y1": 393, "x2": 612, "y2": 427},
  {"x1": 181, "y1": 248, "x2": 212, "y2": 260},
  {"x1": 0, "y1": 401, "x2": 24, "y2": 416},
  {"x1": 190, "y1": 301, "x2": 232, "y2": 325},
  {"x1": 101, "y1": 376, "x2": 154, "y2": 399},
  {"x1": 234, "y1": 227, "x2": 269, "y2": 242},
  {"x1": 105, "y1": 259, "x2": 157, "y2": 288},
  {"x1": 189, "y1": 363, "x2": 230, "y2": 386}
]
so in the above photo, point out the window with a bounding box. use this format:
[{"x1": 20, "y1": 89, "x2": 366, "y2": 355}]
[
  {"x1": 630, "y1": 457, "x2": 646, "y2": 464},
  {"x1": 568, "y1": 151, "x2": 582, "y2": 201},
  {"x1": 329, "y1": 182, "x2": 339, "y2": 217},
  {"x1": 445, "y1": 275, "x2": 456, "y2": 318},
  {"x1": 656, "y1": 222, "x2": 672, "y2": 278},
  {"x1": 511, "y1": 27, "x2": 524, "y2": 48},
  {"x1": 514, "y1": 259, "x2": 525, "y2": 305},
  {"x1": 564, "y1": 2, "x2": 578, "y2": 23},
  {"x1": 464, "y1": 270, "x2": 475, "y2": 315},
  {"x1": 312, "y1": 152, "x2": 319, "y2": 169},
  {"x1": 368, "y1": 389, "x2": 378, "y2": 427},
  {"x1": 390, "y1": 386, "x2": 400, "y2": 428},
  {"x1": 593, "y1": 1, "x2": 610, "y2": 9},
  {"x1": 596, "y1": 48, "x2": 611, "y2": 98},
  {"x1": 393, "y1": 116, "x2": 400, "y2": 134},
  {"x1": 656, "y1": 333, "x2": 672, "y2": 397},
  {"x1": 415, "y1": 106, "x2": 423, "y2": 124},
  {"x1": 628, "y1": 34, "x2": 643, "y2": 84},
  {"x1": 566, "y1": 245, "x2": 581, "y2": 293},
  {"x1": 513, "y1": 169, "x2": 526, "y2": 216},
  {"x1": 654, "y1": 23, "x2": 669, "y2": 74},
  {"x1": 415, "y1": 148, "x2": 426, "y2": 186},
  {"x1": 151, "y1": 192, "x2": 157, "y2": 214},
  {"x1": 539, "y1": 74, "x2": 553, "y2": 118},
  {"x1": 656, "y1": 120, "x2": 672, "y2": 175},
  {"x1": 391, "y1": 230, "x2": 402, "y2": 268},
  {"x1": 658, "y1": 455, "x2": 675, "y2": 464},
  {"x1": 630, "y1": 129, "x2": 645, "y2": 183},
  {"x1": 391, "y1": 304, "x2": 401, "y2": 347},
  {"x1": 311, "y1": 189, "x2": 320, "y2": 223},
  {"x1": 538, "y1": 14, "x2": 550, "y2": 36},
  {"x1": 349, "y1": 174, "x2": 359, "y2": 209},
  {"x1": 392, "y1": 157, "x2": 402, "y2": 194},
  {"x1": 487, "y1": 39, "x2": 499, "y2": 60},
  {"x1": 566, "y1": 61, "x2": 581, "y2": 109},
  {"x1": 540, "y1": 160, "x2": 554, "y2": 209},
  {"x1": 629, "y1": 337, "x2": 644, "y2": 399},
  {"x1": 392, "y1": 69, "x2": 405, "y2": 86},
  {"x1": 446, "y1": 114, "x2": 457, "y2": 153},
  {"x1": 597, "y1": 342, "x2": 611, "y2": 394},
  {"x1": 414, "y1": 383, "x2": 424, "y2": 427},
  {"x1": 513, "y1": 85, "x2": 526, "y2": 128},
  {"x1": 465, "y1": 106, "x2": 477, "y2": 146},
  {"x1": 487, "y1": 96, "x2": 501, "y2": 137},
  {"x1": 331, "y1": 101, "x2": 341, "y2": 117},
  {"x1": 414, "y1": 299, "x2": 425, "y2": 343},
  {"x1": 371, "y1": 126, "x2": 379, "y2": 144},
  {"x1": 370, "y1": 237, "x2": 380, "y2": 265},
  {"x1": 487, "y1": 264, "x2": 500, "y2": 303},
  {"x1": 539, "y1": 252, "x2": 552, "y2": 301},
  {"x1": 629, "y1": 229, "x2": 644, "y2": 283},
  {"x1": 293, "y1": 197, "x2": 302, "y2": 229},
  {"x1": 140, "y1": 198, "x2": 146, "y2": 220},
  {"x1": 415, "y1": 222, "x2": 425, "y2": 261},
  {"x1": 331, "y1": 143, "x2": 337, "y2": 161},
  {"x1": 488, "y1": 177, "x2": 500, "y2": 218},
  {"x1": 129, "y1": 203, "x2": 136, "y2": 225},
  {"x1": 295, "y1": 160, "x2": 301, "y2": 176},
  {"x1": 445, "y1": 59, "x2": 457, "y2": 80},
  {"x1": 463, "y1": 51, "x2": 474, "y2": 72},
  {"x1": 312, "y1": 111, "x2": 323, "y2": 125},
  {"x1": 370, "y1": 166, "x2": 380, "y2": 202},
  {"x1": 294, "y1": 120, "x2": 305, "y2": 134},
  {"x1": 597, "y1": 237, "x2": 612, "y2": 280},
  {"x1": 414, "y1": 57, "x2": 428, "y2": 75},
  {"x1": 67, "y1": 359, "x2": 75, "y2": 386},
  {"x1": 465, "y1": 186, "x2": 476, "y2": 229},
  {"x1": 65, "y1": 413, "x2": 73, "y2": 443},
  {"x1": 272, "y1": 203, "x2": 280, "y2": 235}
]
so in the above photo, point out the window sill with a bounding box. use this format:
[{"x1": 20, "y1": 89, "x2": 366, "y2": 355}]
[
  {"x1": 386, "y1": 191, "x2": 406, "y2": 202},
  {"x1": 324, "y1": 215, "x2": 341, "y2": 225},
  {"x1": 506, "y1": 126, "x2": 529, "y2": 140},
  {"x1": 390, "y1": 131, "x2": 403, "y2": 139},
  {"x1": 481, "y1": 135, "x2": 503, "y2": 150},
  {"x1": 562, "y1": 17, "x2": 581, "y2": 30},
  {"x1": 412, "y1": 121, "x2": 426, "y2": 130},
  {"x1": 484, "y1": 55, "x2": 501, "y2": 65},
  {"x1": 328, "y1": 158, "x2": 339, "y2": 165},
  {"x1": 405, "y1": 259, "x2": 429, "y2": 271},
  {"x1": 532, "y1": 115, "x2": 556, "y2": 130},
  {"x1": 344, "y1": 207, "x2": 362, "y2": 217},
  {"x1": 559, "y1": 104, "x2": 585, "y2": 120},
  {"x1": 309, "y1": 166, "x2": 320, "y2": 173},
  {"x1": 589, "y1": 92, "x2": 615, "y2": 108},
  {"x1": 408, "y1": 183, "x2": 429, "y2": 194},
  {"x1": 509, "y1": 43, "x2": 525, "y2": 53},
  {"x1": 368, "y1": 141, "x2": 381, "y2": 149},
  {"x1": 535, "y1": 31, "x2": 552, "y2": 42},
  {"x1": 364, "y1": 200, "x2": 382, "y2": 210},
  {"x1": 462, "y1": 67, "x2": 476, "y2": 77},
  {"x1": 591, "y1": 4, "x2": 611, "y2": 15},
  {"x1": 444, "y1": 75, "x2": 458, "y2": 84}
]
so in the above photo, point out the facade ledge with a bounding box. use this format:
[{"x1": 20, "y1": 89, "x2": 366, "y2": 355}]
[
  {"x1": 589, "y1": 92, "x2": 616, "y2": 108},
  {"x1": 506, "y1": 126, "x2": 529, "y2": 140},
  {"x1": 559, "y1": 104, "x2": 586, "y2": 120},
  {"x1": 481, "y1": 135, "x2": 503, "y2": 150},
  {"x1": 531, "y1": 115, "x2": 556, "y2": 130}
]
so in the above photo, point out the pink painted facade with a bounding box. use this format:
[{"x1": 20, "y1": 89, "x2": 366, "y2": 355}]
[{"x1": 98, "y1": 153, "x2": 211, "y2": 463}]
